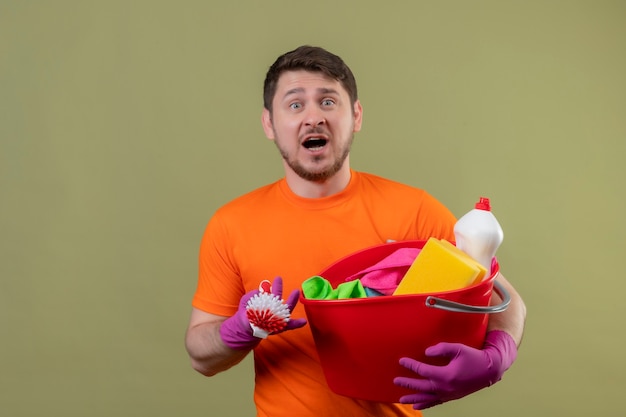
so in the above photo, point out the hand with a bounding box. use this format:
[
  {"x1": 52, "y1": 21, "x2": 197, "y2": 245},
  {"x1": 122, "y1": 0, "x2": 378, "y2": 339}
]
[
  {"x1": 219, "y1": 277, "x2": 307, "y2": 350},
  {"x1": 393, "y1": 330, "x2": 517, "y2": 409}
]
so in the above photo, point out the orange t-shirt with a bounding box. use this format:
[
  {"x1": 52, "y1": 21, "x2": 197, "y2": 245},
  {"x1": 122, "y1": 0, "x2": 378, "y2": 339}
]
[{"x1": 192, "y1": 171, "x2": 456, "y2": 417}]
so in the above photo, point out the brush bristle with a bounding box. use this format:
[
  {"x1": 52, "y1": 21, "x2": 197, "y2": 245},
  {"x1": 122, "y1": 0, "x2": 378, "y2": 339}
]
[{"x1": 246, "y1": 292, "x2": 290, "y2": 335}]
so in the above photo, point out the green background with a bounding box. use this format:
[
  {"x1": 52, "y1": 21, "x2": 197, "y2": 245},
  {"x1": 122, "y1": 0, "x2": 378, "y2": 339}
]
[{"x1": 1, "y1": 1, "x2": 624, "y2": 416}]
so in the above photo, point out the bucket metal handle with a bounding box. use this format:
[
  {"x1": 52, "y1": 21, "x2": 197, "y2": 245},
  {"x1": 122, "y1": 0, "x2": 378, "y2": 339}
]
[{"x1": 425, "y1": 280, "x2": 510, "y2": 314}]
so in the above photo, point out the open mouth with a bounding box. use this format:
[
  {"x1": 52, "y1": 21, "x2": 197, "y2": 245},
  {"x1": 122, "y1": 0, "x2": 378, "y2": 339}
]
[{"x1": 302, "y1": 138, "x2": 328, "y2": 151}]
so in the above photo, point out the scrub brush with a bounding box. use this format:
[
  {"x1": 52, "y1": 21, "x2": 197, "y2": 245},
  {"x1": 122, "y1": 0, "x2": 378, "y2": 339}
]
[{"x1": 246, "y1": 280, "x2": 291, "y2": 338}]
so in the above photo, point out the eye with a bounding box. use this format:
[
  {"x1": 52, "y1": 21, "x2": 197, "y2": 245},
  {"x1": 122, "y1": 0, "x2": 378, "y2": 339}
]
[
  {"x1": 289, "y1": 102, "x2": 302, "y2": 110},
  {"x1": 321, "y1": 99, "x2": 335, "y2": 107}
]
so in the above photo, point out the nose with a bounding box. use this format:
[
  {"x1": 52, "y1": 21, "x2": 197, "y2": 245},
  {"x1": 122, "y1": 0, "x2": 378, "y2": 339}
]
[{"x1": 304, "y1": 108, "x2": 326, "y2": 127}]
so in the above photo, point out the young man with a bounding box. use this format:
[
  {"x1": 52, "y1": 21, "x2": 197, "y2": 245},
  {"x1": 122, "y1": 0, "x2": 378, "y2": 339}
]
[{"x1": 185, "y1": 45, "x2": 526, "y2": 417}]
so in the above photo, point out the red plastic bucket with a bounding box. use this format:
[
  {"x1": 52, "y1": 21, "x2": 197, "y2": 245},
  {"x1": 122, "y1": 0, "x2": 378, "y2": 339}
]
[{"x1": 300, "y1": 240, "x2": 509, "y2": 403}]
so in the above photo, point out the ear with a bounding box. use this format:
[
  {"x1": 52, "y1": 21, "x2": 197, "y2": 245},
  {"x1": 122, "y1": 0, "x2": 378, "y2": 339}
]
[
  {"x1": 353, "y1": 100, "x2": 363, "y2": 133},
  {"x1": 261, "y1": 108, "x2": 275, "y2": 139}
]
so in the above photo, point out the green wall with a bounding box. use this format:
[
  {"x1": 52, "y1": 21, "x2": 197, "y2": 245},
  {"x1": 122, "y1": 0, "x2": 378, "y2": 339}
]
[{"x1": 2, "y1": 1, "x2": 624, "y2": 415}]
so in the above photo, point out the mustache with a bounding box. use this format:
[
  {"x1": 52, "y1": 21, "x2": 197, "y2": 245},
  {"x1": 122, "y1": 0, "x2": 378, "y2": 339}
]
[{"x1": 302, "y1": 126, "x2": 329, "y2": 137}]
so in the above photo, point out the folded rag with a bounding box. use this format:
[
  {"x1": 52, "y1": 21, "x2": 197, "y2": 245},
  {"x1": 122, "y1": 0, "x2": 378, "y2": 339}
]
[
  {"x1": 302, "y1": 276, "x2": 367, "y2": 300},
  {"x1": 344, "y1": 247, "x2": 421, "y2": 295}
]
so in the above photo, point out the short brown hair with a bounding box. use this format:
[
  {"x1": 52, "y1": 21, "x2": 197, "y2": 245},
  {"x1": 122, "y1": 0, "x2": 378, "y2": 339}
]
[{"x1": 263, "y1": 45, "x2": 358, "y2": 111}]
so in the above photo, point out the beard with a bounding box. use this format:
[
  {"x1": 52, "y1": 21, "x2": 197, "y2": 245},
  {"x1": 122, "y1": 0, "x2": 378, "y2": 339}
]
[{"x1": 275, "y1": 132, "x2": 354, "y2": 182}]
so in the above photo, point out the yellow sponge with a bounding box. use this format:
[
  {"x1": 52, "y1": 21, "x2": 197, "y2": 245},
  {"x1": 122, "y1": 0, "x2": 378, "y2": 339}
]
[{"x1": 393, "y1": 238, "x2": 487, "y2": 295}]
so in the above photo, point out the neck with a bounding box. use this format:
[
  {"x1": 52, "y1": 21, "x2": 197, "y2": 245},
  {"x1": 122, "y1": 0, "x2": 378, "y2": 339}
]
[{"x1": 284, "y1": 165, "x2": 352, "y2": 198}]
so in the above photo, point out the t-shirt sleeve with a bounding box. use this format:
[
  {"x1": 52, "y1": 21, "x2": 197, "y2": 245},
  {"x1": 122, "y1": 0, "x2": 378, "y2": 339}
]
[
  {"x1": 192, "y1": 210, "x2": 245, "y2": 316},
  {"x1": 415, "y1": 191, "x2": 457, "y2": 241}
]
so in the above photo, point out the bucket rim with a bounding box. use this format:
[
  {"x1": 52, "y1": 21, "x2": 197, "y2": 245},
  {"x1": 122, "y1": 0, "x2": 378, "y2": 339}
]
[
  {"x1": 300, "y1": 239, "x2": 499, "y2": 306},
  {"x1": 299, "y1": 270, "x2": 498, "y2": 305}
]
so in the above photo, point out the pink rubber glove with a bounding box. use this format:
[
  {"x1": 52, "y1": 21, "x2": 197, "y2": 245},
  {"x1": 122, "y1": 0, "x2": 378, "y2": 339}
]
[
  {"x1": 393, "y1": 330, "x2": 517, "y2": 410},
  {"x1": 219, "y1": 277, "x2": 307, "y2": 350}
]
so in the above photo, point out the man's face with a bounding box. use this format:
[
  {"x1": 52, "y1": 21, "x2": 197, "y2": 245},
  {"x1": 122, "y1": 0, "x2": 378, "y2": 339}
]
[{"x1": 262, "y1": 70, "x2": 363, "y2": 182}]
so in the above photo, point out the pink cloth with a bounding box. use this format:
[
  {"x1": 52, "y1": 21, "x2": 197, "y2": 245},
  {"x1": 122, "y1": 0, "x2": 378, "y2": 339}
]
[{"x1": 344, "y1": 248, "x2": 420, "y2": 295}]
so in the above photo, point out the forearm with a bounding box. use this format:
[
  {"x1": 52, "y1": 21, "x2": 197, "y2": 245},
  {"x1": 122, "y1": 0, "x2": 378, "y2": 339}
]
[
  {"x1": 185, "y1": 320, "x2": 250, "y2": 377},
  {"x1": 487, "y1": 272, "x2": 526, "y2": 346}
]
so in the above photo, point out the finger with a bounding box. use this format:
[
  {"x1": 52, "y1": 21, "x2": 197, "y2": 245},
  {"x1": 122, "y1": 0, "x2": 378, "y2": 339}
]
[
  {"x1": 398, "y1": 357, "x2": 422, "y2": 374},
  {"x1": 425, "y1": 341, "x2": 464, "y2": 358},
  {"x1": 240, "y1": 289, "x2": 260, "y2": 307},
  {"x1": 285, "y1": 288, "x2": 301, "y2": 310},
  {"x1": 398, "y1": 392, "x2": 435, "y2": 404},
  {"x1": 398, "y1": 357, "x2": 439, "y2": 377},
  {"x1": 398, "y1": 357, "x2": 446, "y2": 380},
  {"x1": 398, "y1": 392, "x2": 439, "y2": 408},
  {"x1": 393, "y1": 376, "x2": 432, "y2": 393},
  {"x1": 414, "y1": 399, "x2": 443, "y2": 410},
  {"x1": 285, "y1": 317, "x2": 307, "y2": 330},
  {"x1": 271, "y1": 276, "x2": 283, "y2": 297}
]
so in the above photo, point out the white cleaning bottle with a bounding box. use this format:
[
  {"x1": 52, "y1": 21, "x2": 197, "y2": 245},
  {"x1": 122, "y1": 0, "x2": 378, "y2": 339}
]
[{"x1": 454, "y1": 197, "x2": 504, "y2": 276}]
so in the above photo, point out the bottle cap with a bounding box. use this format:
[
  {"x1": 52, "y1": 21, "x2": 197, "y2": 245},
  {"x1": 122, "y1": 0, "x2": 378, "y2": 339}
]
[{"x1": 475, "y1": 197, "x2": 491, "y2": 211}]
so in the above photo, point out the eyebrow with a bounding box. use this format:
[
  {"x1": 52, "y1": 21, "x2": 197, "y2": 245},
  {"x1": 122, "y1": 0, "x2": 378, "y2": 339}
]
[{"x1": 283, "y1": 87, "x2": 340, "y2": 98}]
